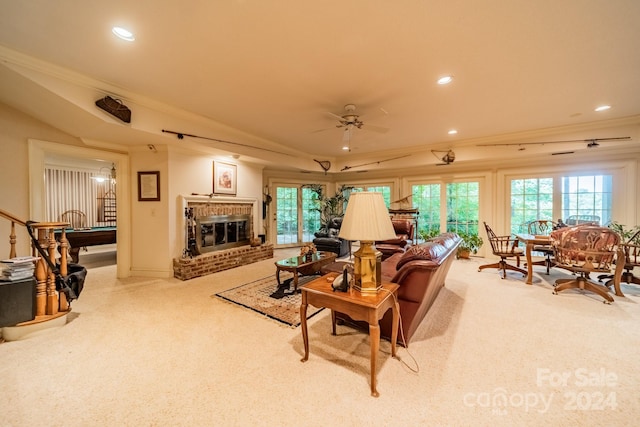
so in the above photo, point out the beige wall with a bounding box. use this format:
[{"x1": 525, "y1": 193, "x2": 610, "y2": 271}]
[
  {"x1": 0, "y1": 103, "x2": 83, "y2": 254},
  {"x1": 0, "y1": 103, "x2": 266, "y2": 278},
  {"x1": 2, "y1": 101, "x2": 640, "y2": 274}
]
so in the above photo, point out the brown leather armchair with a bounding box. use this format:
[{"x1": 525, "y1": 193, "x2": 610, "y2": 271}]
[{"x1": 375, "y1": 218, "x2": 415, "y2": 259}]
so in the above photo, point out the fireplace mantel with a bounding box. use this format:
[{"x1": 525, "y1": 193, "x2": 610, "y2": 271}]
[{"x1": 179, "y1": 195, "x2": 259, "y2": 218}]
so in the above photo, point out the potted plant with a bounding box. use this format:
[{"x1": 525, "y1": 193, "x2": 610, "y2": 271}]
[
  {"x1": 456, "y1": 231, "x2": 483, "y2": 259},
  {"x1": 305, "y1": 184, "x2": 354, "y2": 231}
]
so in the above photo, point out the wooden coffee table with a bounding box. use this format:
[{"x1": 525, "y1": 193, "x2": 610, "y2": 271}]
[
  {"x1": 299, "y1": 273, "x2": 399, "y2": 397},
  {"x1": 274, "y1": 251, "x2": 337, "y2": 292}
]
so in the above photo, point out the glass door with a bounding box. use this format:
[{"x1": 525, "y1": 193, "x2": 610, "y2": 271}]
[
  {"x1": 275, "y1": 186, "x2": 299, "y2": 246},
  {"x1": 273, "y1": 184, "x2": 324, "y2": 248}
]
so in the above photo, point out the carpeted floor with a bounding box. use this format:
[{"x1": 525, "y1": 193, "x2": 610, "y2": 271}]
[
  {"x1": 1, "y1": 248, "x2": 639, "y2": 426},
  {"x1": 215, "y1": 272, "x2": 323, "y2": 327}
]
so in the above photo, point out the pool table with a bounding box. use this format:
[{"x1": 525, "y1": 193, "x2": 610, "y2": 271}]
[{"x1": 55, "y1": 226, "x2": 117, "y2": 263}]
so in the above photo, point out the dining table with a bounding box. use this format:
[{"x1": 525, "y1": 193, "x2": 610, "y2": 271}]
[{"x1": 514, "y1": 233, "x2": 552, "y2": 285}]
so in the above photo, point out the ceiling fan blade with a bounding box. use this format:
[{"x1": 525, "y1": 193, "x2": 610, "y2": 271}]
[
  {"x1": 326, "y1": 111, "x2": 346, "y2": 121},
  {"x1": 310, "y1": 127, "x2": 334, "y2": 134},
  {"x1": 361, "y1": 123, "x2": 389, "y2": 133}
]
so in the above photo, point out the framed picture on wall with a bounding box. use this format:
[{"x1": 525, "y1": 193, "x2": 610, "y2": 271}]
[
  {"x1": 213, "y1": 161, "x2": 237, "y2": 195},
  {"x1": 137, "y1": 171, "x2": 160, "y2": 201}
]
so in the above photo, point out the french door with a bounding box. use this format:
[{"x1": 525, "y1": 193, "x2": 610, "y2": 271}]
[{"x1": 273, "y1": 184, "x2": 320, "y2": 247}]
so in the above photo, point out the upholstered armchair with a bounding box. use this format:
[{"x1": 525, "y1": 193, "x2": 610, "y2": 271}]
[
  {"x1": 550, "y1": 225, "x2": 622, "y2": 304},
  {"x1": 312, "y1": 217, "x2": 350, "y2": 257},
  {"x1": 375, "y1": 219, "x2": 415, "y2": 259},
  {"x1": 600, "y1": 229, "x2": 640, "y2": 297}
]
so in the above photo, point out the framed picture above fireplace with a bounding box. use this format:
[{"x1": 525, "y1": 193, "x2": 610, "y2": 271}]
[{"x1": 213, "y1": 161, "x2": 237, "y2": 195}]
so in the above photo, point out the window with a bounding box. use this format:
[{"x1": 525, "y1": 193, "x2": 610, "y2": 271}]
[
  {"x1": 510, "y1": 178, "x2": 553, "y2": 234},
  {"x1": 508, "y1": 174, "x2": 613, "y2": 232},
  {"x1": 412, "y1": 184, "x2": 441, "y2": 237},
  {"x1": 347, "y1": 185, "x2": 391, "y2": 206},
  {"x1": 561, "y1": 175, "x2": 612, "y2": 225},
  {"x1": 446, "y1": 182, "x2": 480, "y2": 235}
]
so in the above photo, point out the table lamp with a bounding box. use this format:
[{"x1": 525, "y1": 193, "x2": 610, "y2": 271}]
[{"x1": 338, "y1": 192, "x2": 396, "y2": 294}]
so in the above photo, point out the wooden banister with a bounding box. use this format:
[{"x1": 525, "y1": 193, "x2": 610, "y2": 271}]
[{"x1": 1, "y1": 210, "x2": 71, "y2": 319}]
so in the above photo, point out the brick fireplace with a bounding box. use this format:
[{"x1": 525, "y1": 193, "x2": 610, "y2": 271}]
[{"x1": 173, "y1": 195, "x2": 273, "y2": 280}]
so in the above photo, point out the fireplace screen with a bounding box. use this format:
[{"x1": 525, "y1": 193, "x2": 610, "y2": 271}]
[{"x1": 195, "y1": 214, "x2": 250, "y2": 254}]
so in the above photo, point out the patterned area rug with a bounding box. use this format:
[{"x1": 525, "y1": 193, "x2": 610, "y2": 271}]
[{"x1": 214, "y1": 273, "x2": 324, "y2": 327}]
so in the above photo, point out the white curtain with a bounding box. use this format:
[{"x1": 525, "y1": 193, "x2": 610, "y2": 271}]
[{"x1": 44, "y1": 168, "x2": 116, "y2": 227}]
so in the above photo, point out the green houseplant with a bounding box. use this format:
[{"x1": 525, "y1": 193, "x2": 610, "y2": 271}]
[
  {"x1": 456, "y1": 231, "x2": 483, "y2": 259},
  {"x1": 305, "y1": 184, "x2": 354, "y2": 231}
]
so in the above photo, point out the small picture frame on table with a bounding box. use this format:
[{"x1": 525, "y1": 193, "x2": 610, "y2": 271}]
[
  {"x1": 213, "y1": 161, "x2": 237, "y2": 195},
  {"x1": 137, "y1": 171, "x2": 160, "y2": 201}
]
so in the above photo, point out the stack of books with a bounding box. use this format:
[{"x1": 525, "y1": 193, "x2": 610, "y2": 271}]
[{"x1": 1, "y1": 256, "x2": 38, "y2": 282}]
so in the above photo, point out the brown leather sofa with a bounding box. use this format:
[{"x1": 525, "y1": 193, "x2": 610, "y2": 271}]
[
  {"x1": 375, "y1": 218, "x2": 416, "y2": 259},
  {"x1": 337, "y1": 232, "x2": 461, "y2": 346}
]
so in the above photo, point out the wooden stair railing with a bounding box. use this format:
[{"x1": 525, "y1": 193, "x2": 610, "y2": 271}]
[{"x1": 1, "y1": 208, "x2": 71, "y2": 320}]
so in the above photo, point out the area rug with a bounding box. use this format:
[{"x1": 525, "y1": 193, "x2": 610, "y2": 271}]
[{"x1": 214, "y1": 273, "x2": 324, "y2": 327}]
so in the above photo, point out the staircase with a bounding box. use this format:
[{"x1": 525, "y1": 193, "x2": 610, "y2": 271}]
[{"x1": 1, "y1": 208, "x2": 73, "y2": 340}]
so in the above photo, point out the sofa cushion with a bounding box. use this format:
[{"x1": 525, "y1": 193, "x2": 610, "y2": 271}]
[{"x1": 395, "y1": 242, "x2": 446, "y2": 270}]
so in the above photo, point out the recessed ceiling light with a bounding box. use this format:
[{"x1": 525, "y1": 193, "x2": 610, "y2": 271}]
[
  {"x1": 342, "y1": 145, "x2": 350, "y2": 151},
  {"x1": 448, "y1": 129, "x2": 458, "y2": 135},
  {"x1": 437, "y1": 76, "x2": 453, "y2": 85},
  {"x1": 112, "y1": 26, "x2": 135, "y2": 41},
  {"x1": 594, "y1": 105, "x2": 611, "y2": 112}
]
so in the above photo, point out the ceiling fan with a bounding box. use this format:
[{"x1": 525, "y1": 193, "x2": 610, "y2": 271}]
[
  {"x1": 477, "y1": 136, "x2": 631, "y2": 149},
  {"x1": 313, "y1": 104, "x2": 390, "y2": 144},
  {"x1": 432, "y1": 149, "x2": 456, "y2": 165}
]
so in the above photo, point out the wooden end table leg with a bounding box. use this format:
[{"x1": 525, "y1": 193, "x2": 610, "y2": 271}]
[
  {"x1": 391, "y1": 301, "x2": 399, "y2": 356},
  {"x1": 300, "y1": 293, "x2": 309, "y2": 362},
  {"x1": 276, "y1": 267, "x2": 283, "y2": 286},
  {"x1": 369, "y1": 323, "x2": 380, "y2": 397}
]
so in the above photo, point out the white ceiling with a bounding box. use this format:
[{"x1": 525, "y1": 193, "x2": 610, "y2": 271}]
[{"x1": 1, "y1": 0, "x2": 640, "y2": 172}]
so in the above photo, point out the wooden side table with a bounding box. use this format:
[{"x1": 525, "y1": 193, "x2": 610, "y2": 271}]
[{"x1": 299, "y1": 273, "x2": 399, "y2": 397}]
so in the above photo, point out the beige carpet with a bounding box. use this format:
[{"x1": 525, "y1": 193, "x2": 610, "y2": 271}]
[
  {"x1": 1, "y1": 249, "x2": 639, "y2": 426},
  {"x1": 214, "y1": 273, "x2": 323, "y2": 327}
]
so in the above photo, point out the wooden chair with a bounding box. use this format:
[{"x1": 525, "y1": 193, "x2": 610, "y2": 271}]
[
  {"x1": 59, "y1": 209, "x2": 86, "y2": 230},
  {"x1": 478, "y1": 222, "x2": 526, "y2": 279},
  {"x1": 526, "y1": 219, "x2": 558, "y2": 274},
  {"x1": 551, "y1": 226, "x2": 621, "y2": 304},
  {"x1": 601, "y1": 229, "x2": 640, "y2": 297},
  {"x1": 59, "y1": 209, "x2": 87, "y2": 253}
]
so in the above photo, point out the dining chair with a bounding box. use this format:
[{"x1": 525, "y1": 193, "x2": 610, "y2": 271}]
[
  {"x1": 59, "y1": 209, "x2": 86, "y2": 229},
  {"x1": 478, "y1": 222, "x2": 526, "y2": 279},
  {"x1": 526, "y1": 219, "x2": 558, "y2": 274},
  {"x1": 551, "y1": 226, "x2": 621, "y2": 304},
  {"x1": 600, "y1": 229, "x2": 640, "y2": 297}
]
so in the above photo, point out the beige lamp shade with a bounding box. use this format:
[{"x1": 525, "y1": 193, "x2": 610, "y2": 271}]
[
  {"x1": 338, "y1": 192, "x2": 395, "y2": 294},
  {"x1": 338, "y1": 192, "x2": 396, "y2": 241}
]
